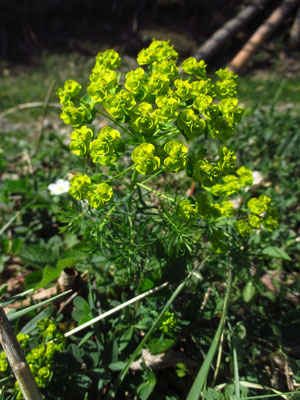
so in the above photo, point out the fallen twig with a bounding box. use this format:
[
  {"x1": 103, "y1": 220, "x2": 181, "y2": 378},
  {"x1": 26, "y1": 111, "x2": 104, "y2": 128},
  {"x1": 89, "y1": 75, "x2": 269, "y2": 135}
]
[
  {"x1": 193, "y1": 0, "x2": 271, "y2": 61},
  {"x1": 0, "y1": 102, "x2": 60, "y2": 120},
  {"x1": 229, "y1": 0, "x2": 300, "y2": 72},
  {"x1": 0, "y1": 306, "x2": 43, "y2": 400}
]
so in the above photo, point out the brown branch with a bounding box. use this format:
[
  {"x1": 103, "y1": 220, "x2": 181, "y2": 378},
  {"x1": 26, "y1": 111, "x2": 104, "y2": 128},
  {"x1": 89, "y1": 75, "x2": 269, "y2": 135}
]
[
  {"x1": 32, "y1": 80, "x2": 56, "y2": 156},
  {"x1": 0, "y1": 102, "x2": 60, "y2": 120},
  {"x1": 0, "y1": 306, "x2": 43, "y2": 400},
  {"x1": 193, "y1": 0, "x2": 271, "y2": 61},
  {"x1": 229, "y1": 0, "x2": 300, "y2": 72},
  {"x1": 290, "y1": 5, "x2": 300, "y2": 46}
]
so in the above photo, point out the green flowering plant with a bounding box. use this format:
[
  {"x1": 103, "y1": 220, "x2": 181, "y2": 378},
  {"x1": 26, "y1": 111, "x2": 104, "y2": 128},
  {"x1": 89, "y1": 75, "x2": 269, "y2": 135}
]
[
  {"x1": 57, "y1": 39, "x2": 279, "y2": 253},
  {"x1": 0, "y1": 319, "x2": 66, "y2": 398}
]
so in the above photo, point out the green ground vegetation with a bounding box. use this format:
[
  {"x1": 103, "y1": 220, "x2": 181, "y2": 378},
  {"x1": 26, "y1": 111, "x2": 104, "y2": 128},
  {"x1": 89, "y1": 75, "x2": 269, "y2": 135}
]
[{"x1": 0, "y1": 49, "x2": 299, "y2": 400}]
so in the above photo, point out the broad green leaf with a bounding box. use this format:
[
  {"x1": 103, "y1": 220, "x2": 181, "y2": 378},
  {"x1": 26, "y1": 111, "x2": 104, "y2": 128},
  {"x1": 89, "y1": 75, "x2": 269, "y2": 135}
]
[
  {"x1": 24, "y1": 270, "x2": 43, "y2": 289},
  {"x1": 109, "y1": 361, "x2": 127, "y2": 371},
  {"x1": 20, "y1": 245, "x2": 57, "y2": 267},
  {"x1": 1, "y1": 238, "x2": 9, "y2": 253},
  {"x1": 148, "y1": 337, "x2": 175, "y2": 355},
  {"x1": 242, "y1": 281, "x2": 256, "y2": 303},
  {"x1": 119, "y1": 327, "x2": 134, "y2": 353},
  {"x1": 11, "y1": 238, "x2": 23, "y2": 253},
  {"x1": 35, "y1": 264, "x2": 63, "y2": 289},
  {"x1": 57, "y1": 257, "x2": 79, "y2": 269},
  {"x1": 262, "y1": 246, "x2": 291, "y2": 261},
  {"x1": 137, "y1": 369, "x2": 157, "y2": 400},
  {"x1": 68, "y1": 343, "x2": 83, "y2": 363}
]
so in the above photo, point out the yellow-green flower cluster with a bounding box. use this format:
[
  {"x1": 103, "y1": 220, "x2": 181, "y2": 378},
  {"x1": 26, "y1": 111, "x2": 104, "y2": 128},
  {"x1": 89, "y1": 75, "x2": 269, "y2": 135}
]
[
  {"x1": 25, "y1": 319, "x2": 65, "y2": 388},
  {"x1": 163, "y1": 140, "x2": 188, "y2": 173},
  {"x1": 236, "y1": 195, "x2": 279, "y2": 237},
  {"x1": 69, "y1": 174, "x2": 113, "y2": 208},
  {"x1": 137, "y1": 40, "x2": 178, "y2": 65},
  {"x1": 69, "y1": 125, "x2": 124, "y2": 167},
  {"x1": 91, "y1": 126, "x2": 123, "y2": 165},
  {"x1": 181, "y1": 57, "x2": 207, "y2": 79},
  {"x1": 177, "y1": 191, "x2": 235, "y2": 223},
  {"x1": 70, "y1": 126, "x2": 93, "y2": 156},
  {"x1": 177, "y1": 199, "x2": 198, "y2": 223},
  {"x1": 196, "y1": 193, "x2": 234, "y2": 220},
  {"x1": 57, "y1": 39, "x2": 279, "y2": 237},
  {"x1": 131, "y1": 143, "x2": 160, "y2": 175},
  {"x1": 0, "y1": 351, "x2": 8, "y2": 372},
  {"x1": 1, "y1": 319, "x2": 66, "y2": 397},
  {"x1": 130, "y1": 102, "x2": 157, "y2": 137},
  {"x1": 159, "y1": 312, "x2": 178, "y2": 335},
  {"x1": 209, "y1": 166, "x2": 253, "y2": 197}
]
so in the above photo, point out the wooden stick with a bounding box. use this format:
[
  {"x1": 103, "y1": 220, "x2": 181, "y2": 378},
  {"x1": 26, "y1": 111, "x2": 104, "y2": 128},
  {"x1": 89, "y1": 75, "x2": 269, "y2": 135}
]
[
  {"x1": 0, "y1": 102, "x2": 60, "y2": 120},
  {"x1": 289, "y1": 5, "x2": 300, "y2": 46},
  {"x1": 0, "y1": 306, "x2": 43, "y2": 400},
  {"x1": 193, "y1": 0, "x2": 271, "y2": 61},
  {"x1": 229, "y1": 0, "x2": 300, "y2": 72}
]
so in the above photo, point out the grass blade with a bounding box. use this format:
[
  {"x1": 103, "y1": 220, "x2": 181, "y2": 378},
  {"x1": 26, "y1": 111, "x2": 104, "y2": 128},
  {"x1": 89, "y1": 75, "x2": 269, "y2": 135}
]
[
  {"x1": 7, "y1": 290, "x2": 72, "y2": 321},
  {"x1": 228, "y1": 322, "x2": 240, "y2": 399},
  {"x1": 106, "y1": 257, "x2": 209, "y2": 399},
  {"x1": 186, "y1": 268, "x2": 233, "y2": 400}
]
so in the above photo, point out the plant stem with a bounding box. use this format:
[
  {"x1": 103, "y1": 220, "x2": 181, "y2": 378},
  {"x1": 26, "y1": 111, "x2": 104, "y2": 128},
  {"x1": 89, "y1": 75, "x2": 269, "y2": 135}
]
[
  {"x1": 137, "y1": 182, "x2": 175, "y2": 202},
  {"x1": 139, "y1": 168, "x2": 165, "y2": 185},
  {"x1": 0, "y1": 307, "x2": 43, "y2": 400},
  {"x1": 94, "y1": 107, "x2": 137, "y2": 139},
  {"x1": 153, "y1": 128, "x2": 180, "y2": 139},
  {"x1": 129, "y1": 167, "x2": 138, "y2": 191},
  {"x1": 105, "y1": 164, "x2": 136, "y2": 183}
]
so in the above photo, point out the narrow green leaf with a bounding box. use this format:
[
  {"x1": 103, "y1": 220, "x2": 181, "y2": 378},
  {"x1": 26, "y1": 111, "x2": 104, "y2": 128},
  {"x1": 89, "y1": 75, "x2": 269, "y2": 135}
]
[
  {"x1": 186, "y1": 269, "x2": 233, "y2": 400},
  {"x1": 1, "y1": 289, "x2": 33, "y2": 307},
  {"x1": 7, "y1": 290, "x2": 72, "y2": 321},
  {"x1": 20, "y1": 306, "x2": 55, "y2": 334}
]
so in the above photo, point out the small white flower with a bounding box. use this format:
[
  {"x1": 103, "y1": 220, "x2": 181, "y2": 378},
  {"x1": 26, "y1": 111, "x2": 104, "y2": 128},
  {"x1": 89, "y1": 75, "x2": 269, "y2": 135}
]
[
  {"x1": 252, "y1": 171, "x2": 264, "y2": 186},
  {"x1": 48, "y1": 179, "x2": 70, "y2": 195}
]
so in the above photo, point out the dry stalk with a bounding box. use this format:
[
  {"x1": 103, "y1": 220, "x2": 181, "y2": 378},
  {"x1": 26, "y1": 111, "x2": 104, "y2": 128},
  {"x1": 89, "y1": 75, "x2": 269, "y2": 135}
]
[{"x1": 0, "y1": 306, "x2": 43, "y2": 400}]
